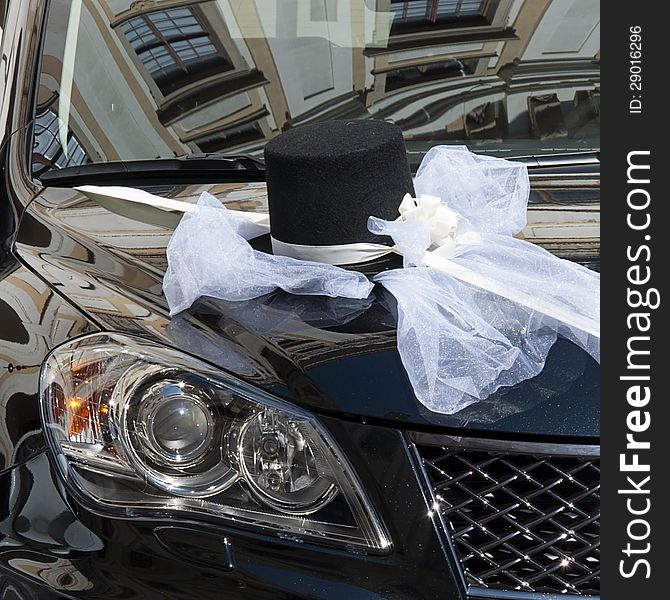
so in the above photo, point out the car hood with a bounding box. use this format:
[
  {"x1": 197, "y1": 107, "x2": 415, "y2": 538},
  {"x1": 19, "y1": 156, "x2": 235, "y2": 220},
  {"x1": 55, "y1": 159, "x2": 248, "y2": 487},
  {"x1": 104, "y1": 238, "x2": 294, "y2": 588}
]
[{"x1": 16, "y1": 182, "x2": 599, "y2": 440}]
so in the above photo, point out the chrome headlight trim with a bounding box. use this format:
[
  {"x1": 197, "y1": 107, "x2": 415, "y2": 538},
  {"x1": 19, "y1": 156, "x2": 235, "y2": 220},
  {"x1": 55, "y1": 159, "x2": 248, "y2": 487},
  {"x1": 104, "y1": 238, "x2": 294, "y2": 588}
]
[{"x1": 39, "y1": 332, "x2": 391, "y2": 554}]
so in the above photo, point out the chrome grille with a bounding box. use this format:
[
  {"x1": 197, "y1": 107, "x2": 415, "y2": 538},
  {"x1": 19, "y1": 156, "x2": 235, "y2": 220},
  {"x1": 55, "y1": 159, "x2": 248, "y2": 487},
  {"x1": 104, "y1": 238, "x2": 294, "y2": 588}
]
[{"x1": 415, "y1": 439, "x2": 600, "y2": 596}]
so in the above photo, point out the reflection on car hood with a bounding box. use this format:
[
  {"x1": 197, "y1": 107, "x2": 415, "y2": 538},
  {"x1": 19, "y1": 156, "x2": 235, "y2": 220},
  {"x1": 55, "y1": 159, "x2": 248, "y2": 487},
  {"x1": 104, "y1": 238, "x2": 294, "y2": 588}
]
[{"x1": 15, "y1": 182, "x2": 599, "y2": 440}]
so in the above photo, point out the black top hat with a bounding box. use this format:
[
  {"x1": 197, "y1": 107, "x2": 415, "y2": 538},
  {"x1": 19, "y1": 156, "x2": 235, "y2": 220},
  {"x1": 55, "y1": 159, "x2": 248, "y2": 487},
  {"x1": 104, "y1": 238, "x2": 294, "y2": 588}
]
[{"x1": 263, "y1": 120, "x2": 414, "y2": 268}]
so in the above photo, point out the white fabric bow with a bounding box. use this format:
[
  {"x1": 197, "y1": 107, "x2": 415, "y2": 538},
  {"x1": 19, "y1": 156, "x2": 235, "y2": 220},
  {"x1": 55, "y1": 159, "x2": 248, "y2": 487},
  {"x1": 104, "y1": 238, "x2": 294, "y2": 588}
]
[{"x1": 398, "y1": 193, "x2": 460, "y2": 248}]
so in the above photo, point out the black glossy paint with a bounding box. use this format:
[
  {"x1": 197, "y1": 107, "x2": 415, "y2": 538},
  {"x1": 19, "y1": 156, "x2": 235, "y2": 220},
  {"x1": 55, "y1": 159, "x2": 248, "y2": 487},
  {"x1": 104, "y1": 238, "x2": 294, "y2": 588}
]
[
  {"x1": 13, "y1": 183, "x2": 600, "y2": 442},
  {"x1": 0, "y1": 256, "x2": 95, "y2": 472},
  {"x1": 0, "y1": 1, "x2": 599, "y2": 598},
  {"x1": 0, "y1": 424, "x2": 458, "y2": 600},
  {"x1": 0, "y1": 180, "x2": 599, "y2": 600}
]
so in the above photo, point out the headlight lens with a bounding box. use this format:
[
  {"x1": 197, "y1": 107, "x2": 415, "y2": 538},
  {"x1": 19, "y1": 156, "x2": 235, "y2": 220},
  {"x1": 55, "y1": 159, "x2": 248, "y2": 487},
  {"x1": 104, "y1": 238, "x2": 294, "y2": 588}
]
[
  {"x1": 139, "y1": 382, "x2": 215, "y2": 465},
  {"x1": 237, "y1": 409, "x2": 338, "y2": 513},
  {"x1": 40, "y1": 333, "x2": 390, "y2": 553}
]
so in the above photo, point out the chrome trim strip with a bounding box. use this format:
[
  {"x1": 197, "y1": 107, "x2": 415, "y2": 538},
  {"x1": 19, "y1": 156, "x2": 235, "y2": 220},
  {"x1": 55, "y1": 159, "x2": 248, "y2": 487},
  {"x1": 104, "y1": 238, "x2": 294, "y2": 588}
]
[
  {"x1": 528, "y1": 173, "x2": 600, "y2": 188},
  {"x1": 409, "y1": 432, "x2": 600, "y2": 458},
  {"x1": 403, "y1": 434, "x2": 470, "y2": 596},
  {"x1": 515, "y1": 151, "x2": 600, "y2": 166}
]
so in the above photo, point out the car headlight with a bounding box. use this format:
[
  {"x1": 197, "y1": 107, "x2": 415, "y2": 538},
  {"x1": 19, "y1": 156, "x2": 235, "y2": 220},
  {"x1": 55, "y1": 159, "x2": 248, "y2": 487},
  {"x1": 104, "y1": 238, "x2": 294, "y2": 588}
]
[{"x1": 39, "y1": 333, "x2": 390, "y2": 553}]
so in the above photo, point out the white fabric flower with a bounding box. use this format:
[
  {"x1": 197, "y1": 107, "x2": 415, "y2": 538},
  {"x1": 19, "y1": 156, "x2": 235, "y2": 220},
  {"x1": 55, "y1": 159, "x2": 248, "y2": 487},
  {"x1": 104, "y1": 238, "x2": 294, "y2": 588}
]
[{"x1": 398, "y1": 193, "x2": 460, "y2": 247}]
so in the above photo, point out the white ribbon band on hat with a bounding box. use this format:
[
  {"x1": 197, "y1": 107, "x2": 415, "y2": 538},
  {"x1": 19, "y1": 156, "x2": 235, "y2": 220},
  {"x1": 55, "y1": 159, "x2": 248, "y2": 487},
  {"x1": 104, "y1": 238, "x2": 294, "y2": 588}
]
[{"x1": 270, "y1": 237, "x2": 395, "y2": 266}]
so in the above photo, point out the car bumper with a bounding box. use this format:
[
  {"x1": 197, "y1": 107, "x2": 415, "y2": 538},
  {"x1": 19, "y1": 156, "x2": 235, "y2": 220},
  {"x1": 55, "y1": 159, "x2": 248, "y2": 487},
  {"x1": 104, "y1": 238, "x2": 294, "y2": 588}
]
[{"x1": 0, "y1": 418, "x2": 462, "y2": 600}]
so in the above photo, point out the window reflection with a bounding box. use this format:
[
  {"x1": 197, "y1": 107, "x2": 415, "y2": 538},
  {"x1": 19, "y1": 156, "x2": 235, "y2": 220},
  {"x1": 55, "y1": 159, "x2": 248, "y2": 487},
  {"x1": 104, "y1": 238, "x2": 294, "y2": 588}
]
[
  {"x1": 390, "y1": 0, "x2": 492, "y2": 31},
  {"x1": 32, "y1": 108, "x2": 90, "y2": 179},
  {"x1": 194, "y1": 121, "x2": 265, "y2": 153},
  {"x1": 31, "y1": 0, "x2": 600, "y2": 176},
  {"x1": 120, "y1": 6, "x2": 233, "y2": 95},
  {"x1": 384, "y1": 59, "x2": 474, "y2": 92}
]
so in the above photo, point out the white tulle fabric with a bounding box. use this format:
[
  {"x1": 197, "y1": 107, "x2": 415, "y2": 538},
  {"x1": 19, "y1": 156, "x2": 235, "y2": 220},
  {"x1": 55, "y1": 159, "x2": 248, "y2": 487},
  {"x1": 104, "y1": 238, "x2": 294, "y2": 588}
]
[
  {"x1": 414, "y1": 145, "x2": 529, "y2": 236},
  {"x1": 163, "y1": 146, "x2": 600, "y2": 415},
  {"x1": 371, "y1": 147, "x2": 599, "y2": 413},
  {"x1": 163, "y1": 192, "x2": 373, "y2": 315}
]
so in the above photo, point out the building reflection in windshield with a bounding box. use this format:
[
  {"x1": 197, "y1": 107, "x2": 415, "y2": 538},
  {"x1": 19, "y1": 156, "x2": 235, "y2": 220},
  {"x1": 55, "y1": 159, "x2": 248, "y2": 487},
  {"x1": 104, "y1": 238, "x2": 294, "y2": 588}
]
[
  {"x1": 32, "y1": 106, "x2": 90, "y2": 179},
  {"x1": 32, "y1": 0, "x2": 600, "y2": 173}
]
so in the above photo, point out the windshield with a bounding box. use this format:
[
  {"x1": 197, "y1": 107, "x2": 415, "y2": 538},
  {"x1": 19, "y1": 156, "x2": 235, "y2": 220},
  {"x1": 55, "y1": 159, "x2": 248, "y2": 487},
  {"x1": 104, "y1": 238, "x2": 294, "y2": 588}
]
[{"x1": 33, "y1": 0, "x2": 600, "y2": 178}]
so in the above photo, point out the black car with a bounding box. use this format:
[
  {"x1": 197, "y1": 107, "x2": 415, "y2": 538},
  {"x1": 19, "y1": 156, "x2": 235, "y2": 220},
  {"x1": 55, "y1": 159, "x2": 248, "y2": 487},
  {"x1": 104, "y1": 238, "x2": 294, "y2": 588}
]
[{"x1": 1, "y1": 1, "x2": 600, "y2": 598}]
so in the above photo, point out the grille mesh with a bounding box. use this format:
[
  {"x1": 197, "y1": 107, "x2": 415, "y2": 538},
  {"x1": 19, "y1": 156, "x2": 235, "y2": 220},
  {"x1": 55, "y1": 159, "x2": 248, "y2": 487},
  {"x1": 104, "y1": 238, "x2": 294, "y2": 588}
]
[{"x1": 418, "y1": 444, "x2": 600, "y2": 596}]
